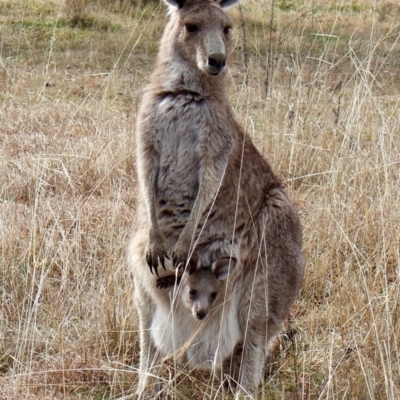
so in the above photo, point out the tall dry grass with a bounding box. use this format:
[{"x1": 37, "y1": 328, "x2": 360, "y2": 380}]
[{"x1": 0, "y1": 0, "x2": 399, "y2": 399}]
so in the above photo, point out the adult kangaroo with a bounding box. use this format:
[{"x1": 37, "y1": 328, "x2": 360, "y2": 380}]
[{"x1": 129, "y1": 0, "x2": 305, "y2": 398}]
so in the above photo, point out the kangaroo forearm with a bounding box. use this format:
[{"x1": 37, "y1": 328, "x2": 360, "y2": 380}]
[
  {"x1": 178, "y1": 193, "x2": 204, "y2": 248},
  {"x1": 179, "y1": 161, "x2": 227, "y2": 245},
  {"x1": 137, "y1": 140, "x2": 160, "y2": 234},
  {"x1": 137, "y1": 129, "x2": 169, "y2": 273},
  {"x1": 146, "y1": 175, "x2": 160, "y2": 235}
]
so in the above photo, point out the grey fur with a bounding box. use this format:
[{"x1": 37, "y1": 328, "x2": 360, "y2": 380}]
[
  {"x1": 156, "y1": 254, "x2": 236, "y2": 320},
  {"x1": 128, "y1": 0, "x2": 305, "y2": 397},
  {"x1": 164, "y1": 0, "x2": 240, "y2": 10},
  {"x1": 149, "y1": 254, "x2": 240, "y2": 374}
]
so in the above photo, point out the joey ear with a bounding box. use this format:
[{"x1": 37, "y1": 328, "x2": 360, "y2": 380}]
[
  {"x1": 163, "y1": 0, "x2": 186, "y2": 9},
  {"x1": 186, "y1": 253, "x2": 201, "y2": 276},
  {"x1": 211, "y1": 257, "x2": 236, "y2": 280},
  {"x1": 216, "y1": 0, "x2": 241, "y2": 8}
]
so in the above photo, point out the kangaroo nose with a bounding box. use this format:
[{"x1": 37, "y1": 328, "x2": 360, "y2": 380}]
[
  {"x1": 196, "y1": 311, "x2": 207, "y2": 320},
  {"x1": 207, "y1": 52, "x2": 226, "y2": 74}
]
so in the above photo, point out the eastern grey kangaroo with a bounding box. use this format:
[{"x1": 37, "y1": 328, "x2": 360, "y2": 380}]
[
  {"x1": 156, "y1": 253, "x2": 236, "y2": 320},
  {"x1": 129, "y1": 0, "x2": 305, "y2": 398},
  {"x1": 149, "y1": 252, "x2": 240, "y2": 375}
]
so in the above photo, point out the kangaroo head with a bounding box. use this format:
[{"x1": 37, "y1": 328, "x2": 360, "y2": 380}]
[
  {"x1": 181, "y1": 253, "x2": 236, "y2": 320},
  {"x1": 163, "y1": 0, "x2": 240, "y2": 76}
]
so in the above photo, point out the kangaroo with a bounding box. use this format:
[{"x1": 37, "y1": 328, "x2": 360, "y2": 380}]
[
  {"x1": 152, "y1": 254, "x2": 242, "y2": 384},
  {"x1": 156, "y1": 253, "x2": 235, "y2": 320},
  {"x1": 129, "y1": 0, "x2": 305, "y2": 398},
  {"x1": 149, "y1": 253, "x2": 239, "y2": 374}
]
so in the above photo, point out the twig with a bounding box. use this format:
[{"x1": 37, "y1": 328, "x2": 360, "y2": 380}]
[
  {"x1": 265, "y1": 0, "x2": 275, "y2": 97},
  {"x1": 238, "y1": 4, "x2": 249, "y2": 86},
  {"x1": 307, "y1": 0, "x2": 315, "y2": 97},
  {"x1": 332, "y1": 81, "x2": 342, "y2": 126}
]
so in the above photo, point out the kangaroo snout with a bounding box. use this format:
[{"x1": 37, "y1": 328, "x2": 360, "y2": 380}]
[
  {"x1": 195, "y1": 309, "x2": 207, "y2": 320},
  {"x1": 192, "y1": 299, "x2": 210, "y2": 320},
  {"x1": 206, "y1": 52, "x2": 226, "y2": 75}
]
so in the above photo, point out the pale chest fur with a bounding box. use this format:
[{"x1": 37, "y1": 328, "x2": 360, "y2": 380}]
[
  {"x1": 140, "y1": 91, "x2": 234, "y2": 244},
  {"x1": 153, "y1": 93, "x2": 205, "y2": 199},
  {"x1": 150, "y1": 289, "x2": 242, "y2": 371}
]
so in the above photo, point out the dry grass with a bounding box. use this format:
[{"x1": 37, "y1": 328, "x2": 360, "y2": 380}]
[{"x1": 1, "y1": 0, "x2": 399, "y2": 398}]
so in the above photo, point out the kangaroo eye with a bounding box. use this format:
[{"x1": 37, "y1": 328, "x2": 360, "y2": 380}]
[
  {"x1": 185, "y1": 23, "x2": 199, "y2": 33},
  {"x1": 211, "y1": 292, "x2": 217, "y2": 300},
  {"x1": 189, "y1": 289, "x2": 197, "y2": 296},
  {"x1": 223, "y1": 26, "x2": 231, "y2": 35}
]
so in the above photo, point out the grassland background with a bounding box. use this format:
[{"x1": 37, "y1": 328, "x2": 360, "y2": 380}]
[{"x1": 0, "y1": 0, "x2": 399, "y2": 398}]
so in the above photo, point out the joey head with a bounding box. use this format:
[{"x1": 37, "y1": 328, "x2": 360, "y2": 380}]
[{"x1": 156, "y1": 253, "x2": 235, "y2": 321}]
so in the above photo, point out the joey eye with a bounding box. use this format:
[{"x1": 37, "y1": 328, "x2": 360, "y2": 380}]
[
  {"x1": 189, "y1": 289, "x2": 197, "y2": 296},
  {"x1": 185, "y1": 23, "x2": 199, "y2": 33},
  {"x1": 211, "y1": 292, "x2": 217, "y2": 300},
  {"x1": 223, "y1": 26, "x2": 232, "y2": 35}
]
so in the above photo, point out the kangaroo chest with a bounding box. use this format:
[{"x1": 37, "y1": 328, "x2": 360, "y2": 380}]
[
  {"x1": 150, "y1": 293, "x2": 242, "y2": 371},
  {"x1": 153, "y1": 93, "x2": 212, "y2": 237},
  {"x1": 155, "y1": 94, "x2": 210, "y2": 181}
]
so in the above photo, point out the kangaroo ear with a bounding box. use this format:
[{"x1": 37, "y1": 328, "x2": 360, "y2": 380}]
[
  {"x1": 163, "y1": 0, "x2": 186, "y2": 9},
  {"x1": 216, "y1": 0, "x2": 240, "y2": 8},
  {"x1": 186, "y1": 253, "x2": 201, "y2": 276},
  {"x1": 211, "y1": 257, "x2": 236, "y2": 280}
]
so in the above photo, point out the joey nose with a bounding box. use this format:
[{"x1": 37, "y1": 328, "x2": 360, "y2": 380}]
[
  {"x1": 196, "y1": 311, "x2": 207, "y2": 320},
  {"x1": 207, "y1": 52, "x2": 226, "y2": 75}
]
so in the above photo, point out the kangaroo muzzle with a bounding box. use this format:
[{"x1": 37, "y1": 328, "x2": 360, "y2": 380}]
[
  {"x1": 199, "y1": 33, "x2": 227, "y2": 76},
  {"x1": 207, "y1": 52, "x2": 226, "y2": 75},
  {"x1": 193, "y1": 298, "x2": 210, "y2": 320}
]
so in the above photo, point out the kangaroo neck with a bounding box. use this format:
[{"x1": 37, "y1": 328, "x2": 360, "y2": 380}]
[{"x1": 151, "y1": 56, "x2": 227, "y2": 100}]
